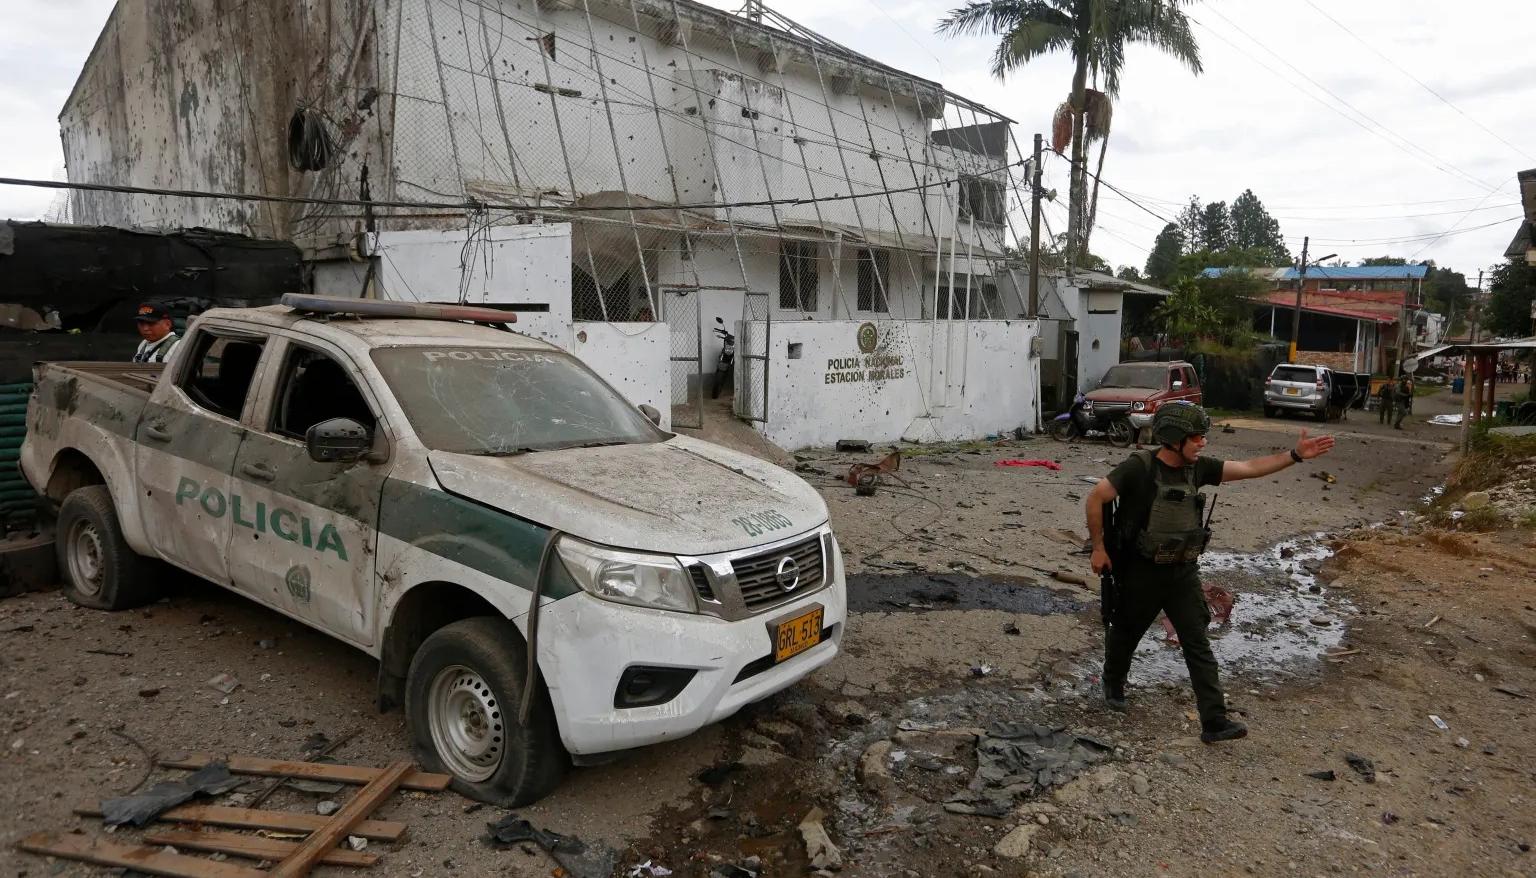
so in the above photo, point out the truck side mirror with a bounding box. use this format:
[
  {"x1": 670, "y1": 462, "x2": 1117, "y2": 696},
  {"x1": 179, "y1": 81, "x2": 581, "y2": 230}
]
[
  {"x1": 639, "y1": 404, "x2": 661, "y2": 426},
  {"x1": 306, "y1": 417, "x2": 372, "y2": 463}
]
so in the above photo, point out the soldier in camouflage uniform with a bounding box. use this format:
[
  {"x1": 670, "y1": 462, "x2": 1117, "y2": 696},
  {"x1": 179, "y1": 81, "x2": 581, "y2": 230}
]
[{"x1": 1085, "y1": 403, "x2": 1336, "y2": 743}]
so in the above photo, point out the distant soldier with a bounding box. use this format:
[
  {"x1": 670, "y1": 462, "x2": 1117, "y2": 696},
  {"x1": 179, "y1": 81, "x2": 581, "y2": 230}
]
[
  {"x1": 1393, "y1": 375, "x2": 1413, "y2": 430},
  {"x1": 1085, "y1": 403, "x2": 1335, "y2": 744},
  {"x1": 1376, "y1": 380, "x2": 1394, "y2": 425}
]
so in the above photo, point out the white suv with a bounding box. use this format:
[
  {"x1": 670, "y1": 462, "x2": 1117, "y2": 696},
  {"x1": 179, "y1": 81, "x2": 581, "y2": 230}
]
[{"x1": 1264, "y1": 364, "x2": 1333, "y2": 421}]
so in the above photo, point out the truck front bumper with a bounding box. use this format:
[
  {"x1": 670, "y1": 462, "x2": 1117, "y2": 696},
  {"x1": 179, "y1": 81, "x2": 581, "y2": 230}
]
[
  {"x1": 1128, "y1": 412, "x2": 1154, "y2": 430},
  {"x1": 532, "y1": 553, "x2": 847, "y2": 756}
]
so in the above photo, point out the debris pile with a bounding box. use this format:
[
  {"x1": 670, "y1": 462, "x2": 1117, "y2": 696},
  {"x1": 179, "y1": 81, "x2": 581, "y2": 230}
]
[{"x1": 944, "y1": 724, "x2": 1114, "y2": 816}]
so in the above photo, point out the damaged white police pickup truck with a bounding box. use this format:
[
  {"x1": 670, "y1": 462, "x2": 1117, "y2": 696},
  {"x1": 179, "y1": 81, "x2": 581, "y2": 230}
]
[{"x1": 21, "y1": 295, "x2": 846, "y2": 804}]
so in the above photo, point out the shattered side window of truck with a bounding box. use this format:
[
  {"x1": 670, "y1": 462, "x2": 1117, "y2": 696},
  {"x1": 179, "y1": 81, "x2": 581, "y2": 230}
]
[{"x1": 370, "y1": 347, "x2": 664, "y2": 454}]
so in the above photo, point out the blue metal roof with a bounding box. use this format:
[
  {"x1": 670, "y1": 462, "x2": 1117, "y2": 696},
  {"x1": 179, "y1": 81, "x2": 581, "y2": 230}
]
[
  {"x1": 1278, "y1": 265, "x2": 1428, "y2": 280},
  {"x1": 1201, "y1": 265, "x2": 1428, "y2": 281}
]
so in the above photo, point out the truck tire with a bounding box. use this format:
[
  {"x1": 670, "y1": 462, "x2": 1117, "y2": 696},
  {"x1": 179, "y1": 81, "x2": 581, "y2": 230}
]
[
  {"x1": 406, "y1": 616, "x2": 567, "y2": 806},
  {"x1": 56, "y1": 485, "x2": 157, "y2": 611}
]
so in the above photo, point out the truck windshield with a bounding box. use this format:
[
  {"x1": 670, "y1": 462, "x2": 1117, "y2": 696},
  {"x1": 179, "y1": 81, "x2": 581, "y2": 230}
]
[
  {"x1": 371, "y1": 346, "x2": 664, "y2": 454},
  {"x1": 1098, "y1": 364, "x2": 1166, "y2": 389}
]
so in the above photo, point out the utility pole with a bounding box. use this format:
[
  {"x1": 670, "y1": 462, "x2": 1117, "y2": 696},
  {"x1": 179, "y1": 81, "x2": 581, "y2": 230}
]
[
  {"x1": 1471, "y1": 269, "x2": 1482, "y2": 343},
  {"x1": 1392, "y1": 274, "x2": 1413, "y2": 383},
  {"x1": 1288, "y1": 236, "x2": 1309, "y2": 363},
  {"x1": 1029, "y1": 133, "x2": 1042, "y2": 317}
]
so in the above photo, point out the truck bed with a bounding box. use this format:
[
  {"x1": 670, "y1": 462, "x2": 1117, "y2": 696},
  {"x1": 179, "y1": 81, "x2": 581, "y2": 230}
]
[{"x1": 40, "y1": 361, "x2": 164, "y2": 397}]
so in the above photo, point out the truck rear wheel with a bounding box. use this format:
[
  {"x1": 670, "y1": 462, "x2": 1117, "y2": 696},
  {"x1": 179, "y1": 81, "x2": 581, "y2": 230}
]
[
  {"x1": 405, "y1": 617, "x2": 567, "y2": 806},
  {"x1": 56, "y1": 485, "x2": 157, "y2": 611}
]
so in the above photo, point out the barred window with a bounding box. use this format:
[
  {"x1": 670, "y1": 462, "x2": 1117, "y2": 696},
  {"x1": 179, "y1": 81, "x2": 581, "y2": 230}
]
[
  {"x1": 779, "y1": 241, "x2": 819, "y2": 312},
  {"x1": 856, "y1": 249, "x2": 889, "y2": 313},
  {"x1": 958, "y1": 176, "x2": 1006, "y2": 226}
]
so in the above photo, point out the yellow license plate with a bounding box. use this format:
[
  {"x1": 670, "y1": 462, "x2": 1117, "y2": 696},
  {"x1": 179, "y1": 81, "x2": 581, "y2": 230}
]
[
  {"x1": 1284, "y1": 387, "x2": 1300, "y2": 395},
  {"x1": 774, "y1": 606, "x2": 824, "y2": 663}
]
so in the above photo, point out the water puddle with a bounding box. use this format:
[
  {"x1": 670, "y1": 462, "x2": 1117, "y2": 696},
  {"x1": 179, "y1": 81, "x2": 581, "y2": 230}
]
[
  {"x1": 1127, "y1": 534, "x2": 1352, "y2": 685},
  {"x1": 844, "y1": 571, "x2": 1086, "y2": 615}
]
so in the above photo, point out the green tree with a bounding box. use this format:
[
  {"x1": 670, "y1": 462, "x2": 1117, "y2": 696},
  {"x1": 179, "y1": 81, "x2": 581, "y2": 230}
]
[
  {"x1": 1154, "y1": 278, "x2": 1216, "y2": 343},
  {"x1": 935, "y1": 0, "x2": 1201, "y2": 264},
  {"x1": 1177, "y1": 195, "x2": 1204, "y2": 249},
  {"x1": 1175, "y1": 245, "x2": 1274, "y2": 279},
  {"x1": 1198, "y1": 201, "x2": 1231, "y2": 252},
  {"x1": 1143, "y1": 222, "x2": 1184, "y2": 286},
  {"x1": 1423, "y1": 265, "x2": 1471, "y2": 329},
  {"x1": 1228, "y1": 189, "x2": 1290, "y2": 264},
  {"x1": 1194, "y1": 268, "x2": 1263, "y2": 345},
  {"x1": 1116, "y1": 265, "x2": 1145, "y2": 282},
  {"x1": 1485, "y1": 256, "x2": 1536, "y2": 338},
  {"x1": 1359, "y1": 256, "x2": 1408, "y2": 266}
]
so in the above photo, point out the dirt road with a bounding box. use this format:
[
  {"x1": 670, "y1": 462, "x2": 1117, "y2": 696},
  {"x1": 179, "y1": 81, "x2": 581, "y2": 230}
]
[{"x1": 2, "y1": 388, "x2": 1531, "y2": 877}]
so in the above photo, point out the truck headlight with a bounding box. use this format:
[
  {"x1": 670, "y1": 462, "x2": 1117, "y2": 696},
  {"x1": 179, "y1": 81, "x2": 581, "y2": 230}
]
[
  {"x1": 556, "y1": 536, "x2": 697, "y2": 613},
  {"x1": 1132, "y1": 401, "x2": 1145, "y2": 411}
]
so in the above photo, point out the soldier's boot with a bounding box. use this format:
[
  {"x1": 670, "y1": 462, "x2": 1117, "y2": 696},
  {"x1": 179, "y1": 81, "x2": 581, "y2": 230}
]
[
  {"x1": 1200, "y1": 716, "x2": 1248, "y2": 744},
  {"x1": 1103, "y1": 678, "x2": 1128, "y2": 713}
]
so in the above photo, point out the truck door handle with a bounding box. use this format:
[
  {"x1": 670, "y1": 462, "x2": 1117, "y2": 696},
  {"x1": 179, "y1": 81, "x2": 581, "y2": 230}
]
[
  {"x1": 143, "y1": 424, "x2": 172, "y2": 443},
  {"x1": 241, "y1": 462, "x2": 276, "y2": 482}
]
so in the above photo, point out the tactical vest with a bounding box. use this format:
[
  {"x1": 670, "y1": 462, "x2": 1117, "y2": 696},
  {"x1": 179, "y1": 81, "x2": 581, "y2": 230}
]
[{"x1": 1129, "y1": 450, "x2": 1210, "y2": 564}]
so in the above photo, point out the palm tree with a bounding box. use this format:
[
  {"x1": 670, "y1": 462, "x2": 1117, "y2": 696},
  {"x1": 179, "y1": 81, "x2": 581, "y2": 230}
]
[{"x1": 936, "y1": 0, "x2": 1202, "y2": 267}]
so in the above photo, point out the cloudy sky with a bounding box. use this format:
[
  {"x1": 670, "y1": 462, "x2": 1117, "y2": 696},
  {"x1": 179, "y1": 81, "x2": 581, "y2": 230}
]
[{"x1": 4, "y1": 0, "x2": 1533, "y2": 283}]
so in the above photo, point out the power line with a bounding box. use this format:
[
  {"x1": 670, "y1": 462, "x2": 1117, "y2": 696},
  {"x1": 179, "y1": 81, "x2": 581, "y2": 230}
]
[
  {"x1": 1191, "y1": 8, "x2": 1502, "y2": 197},
  {"x1": 1286, "y1": 216, "x2": 1519, "y2": 246},
  {"x1": 1049, "y1": 152, "x2": 1176, "y2": 226},
  {"x1": 1299, "y1": 0, "x2": 1536, "y2": 164}
]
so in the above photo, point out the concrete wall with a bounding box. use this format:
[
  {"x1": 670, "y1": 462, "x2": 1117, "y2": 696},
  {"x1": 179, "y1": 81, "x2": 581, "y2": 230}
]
[
  {"x1": 1077, "y1": 289, "x2": 1124, "y2": 391},
  {"x1": 571, "y1": 321, "x2": 672, "y2": 430},
  {"x1": 61, "y1": 0, "x2": 388, "y2": 244},
  {"x1": 364, "y1": 224, "x2": 574, "y2": 347},
  {"x1": 754, "y1": 318, "x2": 1038, "y2": 450}
]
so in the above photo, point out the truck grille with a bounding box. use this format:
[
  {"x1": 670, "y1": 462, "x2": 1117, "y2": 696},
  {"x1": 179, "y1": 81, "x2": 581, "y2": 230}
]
[
  {"x1": 687, "y1": 564, "x2": 715, "y2": 602},
  {"x1": 730, "y1": 536, "x2": 824, "y2": 611}
]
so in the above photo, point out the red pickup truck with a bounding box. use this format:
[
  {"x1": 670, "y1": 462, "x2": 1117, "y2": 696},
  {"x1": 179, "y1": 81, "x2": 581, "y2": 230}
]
[{"x1": 1084, "y1": 360, "x2": 1203, "y2": 442}]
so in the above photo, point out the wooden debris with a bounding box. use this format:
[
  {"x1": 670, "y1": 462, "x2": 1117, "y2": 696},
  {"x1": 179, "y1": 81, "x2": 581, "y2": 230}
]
[
  {"x1": 17, "y1": 832, "x2": 265, "y2": 878},
  {"x1": 144, "y1": 830, "x2": 380, "y2": 867},
  {"x1": 269, "y1": 761, "x2": 413, "y2": 878},
  {"x1": 74, "y1": 804, "x2": 406, "y2": 841},
  {"x1": 1423, "y1": 615, "x2": 1441, "y2": 629},
  {"x1": 159, "y1": 753, "x2": 450, "y2": 792}
]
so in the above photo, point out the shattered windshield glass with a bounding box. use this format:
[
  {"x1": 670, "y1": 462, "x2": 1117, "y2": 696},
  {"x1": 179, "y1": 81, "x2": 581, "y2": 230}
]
[
  {"x1": 371, "y1": 346, "x2": 664, "y2": 455},
  {"x1": 1099, "y1": 364, "x2": 1166, "y2": 390}
]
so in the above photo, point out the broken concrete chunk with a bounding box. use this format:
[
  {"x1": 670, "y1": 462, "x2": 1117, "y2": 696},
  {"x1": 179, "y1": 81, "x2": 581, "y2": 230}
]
[
  {"x1": 205, "y1": 673, "x2": 239, "y2": 695},
  {"x1": 993, "y1": 824, "x2": 1039, "y2": 859},
  {"x1": 798, "y1": 807, "x2": 842, "y2": 870}
]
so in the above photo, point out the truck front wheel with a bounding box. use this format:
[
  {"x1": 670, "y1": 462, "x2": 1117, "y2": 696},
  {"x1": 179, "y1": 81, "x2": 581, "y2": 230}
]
[
  {"x1": 405, "y1": 617, "x2": 567, "y2": 806},
  {"x1": 56, "y1": 485, "x2": 157, "y2": 610}
]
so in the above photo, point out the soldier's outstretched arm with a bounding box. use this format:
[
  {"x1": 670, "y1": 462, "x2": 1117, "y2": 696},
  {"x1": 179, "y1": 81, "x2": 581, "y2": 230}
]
[{"x1": 1222, "y1": 428, "x2": 1335, "y2": 482}]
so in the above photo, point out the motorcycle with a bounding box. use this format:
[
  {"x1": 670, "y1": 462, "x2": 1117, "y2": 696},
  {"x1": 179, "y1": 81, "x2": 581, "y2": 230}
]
[
  {"x1": 1048, "y1": 392, "x2": 1133, "y2": 447},
  {"x1": 711, "y1": 317, "x2": 736, "y2": 399}
]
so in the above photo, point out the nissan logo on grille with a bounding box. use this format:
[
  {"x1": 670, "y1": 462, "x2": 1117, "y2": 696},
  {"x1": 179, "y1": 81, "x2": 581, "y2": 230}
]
[{"x1": 774, "y1": 556, "x2": 801, "y2": 592}]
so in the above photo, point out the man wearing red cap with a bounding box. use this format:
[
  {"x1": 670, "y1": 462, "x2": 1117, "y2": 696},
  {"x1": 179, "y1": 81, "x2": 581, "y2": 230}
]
[{"x1": 132, "y1": 304, "x2": 180, "y2": 364}]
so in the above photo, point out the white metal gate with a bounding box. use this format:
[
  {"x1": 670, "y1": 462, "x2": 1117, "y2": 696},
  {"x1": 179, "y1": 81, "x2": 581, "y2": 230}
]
[{"x1": 666, "y1": 285, "x2": 703, "y2": 429}]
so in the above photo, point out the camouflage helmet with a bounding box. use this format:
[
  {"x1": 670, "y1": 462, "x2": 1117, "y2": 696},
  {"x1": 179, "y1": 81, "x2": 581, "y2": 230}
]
[{"x1": 1152, "y1": 401, "x2": 1211, "y2": 447}]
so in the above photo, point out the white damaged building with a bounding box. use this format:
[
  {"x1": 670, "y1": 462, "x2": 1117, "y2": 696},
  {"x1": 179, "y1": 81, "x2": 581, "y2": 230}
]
[{"x1": 61, "y1": 0, "x2": 1048, "y2": 447}]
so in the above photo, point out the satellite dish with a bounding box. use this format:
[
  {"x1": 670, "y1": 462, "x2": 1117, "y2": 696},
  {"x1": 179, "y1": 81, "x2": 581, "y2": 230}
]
[{"x1": 1402, "y1": 358, "x2": 1419, "y2": 374}]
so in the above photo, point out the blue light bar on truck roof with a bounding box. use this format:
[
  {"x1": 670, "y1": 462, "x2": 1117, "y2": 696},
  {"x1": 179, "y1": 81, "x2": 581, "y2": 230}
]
[{"x1": 281, "y1": 294, "x2": 519, "y2": 324}]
